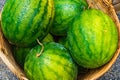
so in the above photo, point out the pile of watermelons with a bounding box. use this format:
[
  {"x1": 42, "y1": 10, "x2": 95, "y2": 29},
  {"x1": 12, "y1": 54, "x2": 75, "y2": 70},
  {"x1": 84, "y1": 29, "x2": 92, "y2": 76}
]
[{"x1": 0, "y1": 0, "x2": 118, "y2": 80}]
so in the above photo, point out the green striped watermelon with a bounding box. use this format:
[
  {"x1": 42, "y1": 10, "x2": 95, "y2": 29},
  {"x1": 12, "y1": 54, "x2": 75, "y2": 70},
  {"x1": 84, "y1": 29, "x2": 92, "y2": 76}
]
[
  {"x1": 12, "y1": 46, "x2": 32, "y2": 68},
  {"x1": 24, "y1": 42, "x2": 78, "y2": 80},
  {"x1": 1, "y1": 0, "x2": 54, "y2": 47},
  {"x1": 50, "y1": 0, "x2": 88, "y2": 36},
  {"x1": 68, "y1": 9, "x2": 118, "y2": 68}
]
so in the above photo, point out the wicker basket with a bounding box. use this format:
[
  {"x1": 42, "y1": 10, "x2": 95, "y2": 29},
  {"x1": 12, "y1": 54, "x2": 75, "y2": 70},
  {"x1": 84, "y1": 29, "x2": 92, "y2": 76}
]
[{"x1": 0, "y1": 0, "x2": 120, "y2": 80}]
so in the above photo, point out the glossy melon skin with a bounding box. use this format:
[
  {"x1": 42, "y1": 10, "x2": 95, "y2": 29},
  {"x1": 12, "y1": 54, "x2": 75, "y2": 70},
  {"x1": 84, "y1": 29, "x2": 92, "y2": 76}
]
[
  {"x1": 1, "y1": 0, "x2": 54, "y2": 47},
  {"x1": 24, "y1": 42, "x2": 78, "y2": 80},
  {"x1": 68, "y1": 9, "x2": 118, "y2": 68},
  {"x1": 50, "y1": 0, "x2": 88, "y2": 36}
]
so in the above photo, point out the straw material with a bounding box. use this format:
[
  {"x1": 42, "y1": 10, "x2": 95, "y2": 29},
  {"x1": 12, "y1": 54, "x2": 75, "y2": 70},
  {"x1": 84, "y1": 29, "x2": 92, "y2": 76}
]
[{"x1": 0, "y1": 0, "x2": 120, "y2": 80}]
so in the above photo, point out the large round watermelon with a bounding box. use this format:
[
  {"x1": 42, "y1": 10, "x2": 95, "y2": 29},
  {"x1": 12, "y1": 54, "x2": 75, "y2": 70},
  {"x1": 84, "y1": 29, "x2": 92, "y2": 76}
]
[
  {"x1": 50, "y1": 0, "x2": 88, "y2": 36},
  {"x1": 24, "y1": 42, "x2": 78, "y2": 80},
  {"x1": 67, "y1": 9, "x2": 118, "y2": 68},
  {"x1": 1, "y1": 0, "x2": 54, "y2": 47}
]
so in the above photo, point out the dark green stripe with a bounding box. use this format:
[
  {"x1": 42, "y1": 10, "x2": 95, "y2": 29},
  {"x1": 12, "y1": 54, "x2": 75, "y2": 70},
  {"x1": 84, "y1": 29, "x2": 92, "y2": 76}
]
[
  {"x1": 20, "y1": 0, "x2": 48, "y2": 42},
  {"x1": 14, "y1": 1, "x2": 30, "y2": 41},
  {"x1": 9, "y1": 0, "x2": 22, "y2": 20},
  {"x1": 69, "y1": 24, "x2": 81, "y2": 55},
  {"x1": 7, "y1": 0, "x2": 16, "y2": 13},
  {"x1": 2, "y1": 0, "x2": 16, "y2": 39},
  {"x1": 79, "y1": 26, "x2": 91, "y2": 57},
  {"x1": 17, "y1": 0, "x2": 40, "y2": 42},
  {"x1": 29, "y1": 0, "x2": 48, "y2": 38},
  {"x1": 70, "y1": 22, "x2": 90, "y2": 64},
  {"x1": 31, "y1": 0, "x2": 49, "y2": 36},
  {"x1": 43, "y1": 0, "x2": 53, "y2": 33},
  {"x1": 68, "y1": 27, "x2": 83, "y2": 63}
]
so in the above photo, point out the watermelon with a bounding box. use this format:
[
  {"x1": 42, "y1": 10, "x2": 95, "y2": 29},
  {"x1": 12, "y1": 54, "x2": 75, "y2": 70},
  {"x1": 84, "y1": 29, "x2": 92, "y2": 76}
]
[
  {"x1": 13, "y1": 46, "x2": 31, "y2": 68},
  {"x1": 67, "y1": 9, "x2": 118, "y2": 68},
  {"x1": 1, "y1": 0, "x2": 54, "y2": 47},
  {"x1": 24, "y1": 42, "x2": 78, "y2": 80},
  {"x1": 50, "y1": 0, "x2": 88, "y2": 36}
]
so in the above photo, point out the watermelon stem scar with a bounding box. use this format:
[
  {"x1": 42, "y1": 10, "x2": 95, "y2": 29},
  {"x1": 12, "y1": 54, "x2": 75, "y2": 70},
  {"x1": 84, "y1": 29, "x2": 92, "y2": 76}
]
[{"x1": 36, "y1": 39, "x2": 44, "y2": 57}]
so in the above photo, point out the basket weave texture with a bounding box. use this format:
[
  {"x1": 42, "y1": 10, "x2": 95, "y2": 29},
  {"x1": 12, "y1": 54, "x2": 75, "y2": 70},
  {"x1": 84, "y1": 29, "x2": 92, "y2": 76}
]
[{"x1": 0, "y1": 0, "x2": 120, "y2": 80}]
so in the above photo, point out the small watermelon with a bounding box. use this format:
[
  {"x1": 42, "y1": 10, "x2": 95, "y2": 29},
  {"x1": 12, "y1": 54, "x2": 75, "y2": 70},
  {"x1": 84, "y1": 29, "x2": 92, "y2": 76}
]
[
  {"x1": 68, "y1": 9, "x2": 118, "y2": 68},
  {"x1": 50, "y1": 0, "x2": 88, "y2": 36},
  {"x1": 1, "y1": 0, "x2": 54, "y2": 47},
  {"x1": 24, "y1": 42, "x2": 78, "y2": 80}
]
